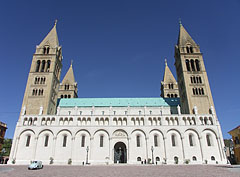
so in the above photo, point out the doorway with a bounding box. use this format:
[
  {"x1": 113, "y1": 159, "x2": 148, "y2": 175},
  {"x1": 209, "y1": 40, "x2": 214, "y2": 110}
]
[{"x1": 114, "y1": 142, "x2": 127, "y2": 163}]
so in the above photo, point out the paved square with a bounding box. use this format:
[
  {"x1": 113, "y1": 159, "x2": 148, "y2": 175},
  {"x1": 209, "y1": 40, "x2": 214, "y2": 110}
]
[{"x1": 1, "y1": 165, "x2": 240, "y2": 177}]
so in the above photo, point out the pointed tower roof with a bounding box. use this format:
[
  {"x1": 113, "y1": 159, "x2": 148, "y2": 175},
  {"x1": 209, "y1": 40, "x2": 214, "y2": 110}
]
[
  {"x1": 177, "y1": 23, "x2": 197, "y2": 47},
  {"x1": 39, "y1": 21, "x2": 59, "y2": 47},
  {"x1": 62, "y1": 62, "x2": 76, "y2": 84},
  {"x1": 163, "y1": 59, "x2": 177, "y2": 83}
]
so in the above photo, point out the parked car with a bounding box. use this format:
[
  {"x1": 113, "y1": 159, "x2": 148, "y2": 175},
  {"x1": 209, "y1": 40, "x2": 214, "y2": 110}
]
[{"x1": 28, "y1": 161, "x2": 43, "y2": 170}]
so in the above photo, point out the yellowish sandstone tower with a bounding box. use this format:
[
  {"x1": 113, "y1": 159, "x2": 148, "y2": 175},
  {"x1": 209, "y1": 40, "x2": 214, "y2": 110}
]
[
  {"x1": 58, "y1": 63, "x2": 78, "y2": 99},
  {"x1": 174, "y1": 23, "x2": 215, "y2": 114},
  {"x1": 161, "y1": 59, "x2": 179, "y2": 98},
  {"x1": 20, "y1": 22, "x2": 62, "y2": 115}
]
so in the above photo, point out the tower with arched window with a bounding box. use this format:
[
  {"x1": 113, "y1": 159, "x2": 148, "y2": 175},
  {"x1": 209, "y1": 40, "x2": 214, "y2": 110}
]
[
  {"x1": 20, "y1": 22, "x2": 62, "y2": 115},
  {"x1": 161, "y1": 59, "x2": 179, "y2": 98},
  {"x1": 174, "y1": 23, "x2": 215, "y2": 114},
  {"x1": 58, "y1": 63, "x2": 78, "y2": 99}
]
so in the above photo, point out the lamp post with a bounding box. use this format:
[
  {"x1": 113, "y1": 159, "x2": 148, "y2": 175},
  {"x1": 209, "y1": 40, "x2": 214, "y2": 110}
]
[
  {"x1": 151, "y1": 146, "x2": 154, "y2": 164},
  {"x1": 86, "y1": 146, "x2": 89, "y2": 165}
]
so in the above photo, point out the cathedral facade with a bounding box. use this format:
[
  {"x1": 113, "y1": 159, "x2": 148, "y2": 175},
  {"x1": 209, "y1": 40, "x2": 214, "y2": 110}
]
[{"x1": 9, "y1": 23, "x2": 227, "y2": 165}]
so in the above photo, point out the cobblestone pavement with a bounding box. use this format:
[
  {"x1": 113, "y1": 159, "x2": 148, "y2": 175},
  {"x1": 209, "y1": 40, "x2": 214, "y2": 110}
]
[{"x1": 0, "y1": 165, "x2": 240, "y2": 177}]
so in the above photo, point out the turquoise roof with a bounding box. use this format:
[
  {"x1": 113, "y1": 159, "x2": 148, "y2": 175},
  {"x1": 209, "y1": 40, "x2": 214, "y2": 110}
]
[{"x1": 58, "y1": 97, "x2": 180, "y2": 107}]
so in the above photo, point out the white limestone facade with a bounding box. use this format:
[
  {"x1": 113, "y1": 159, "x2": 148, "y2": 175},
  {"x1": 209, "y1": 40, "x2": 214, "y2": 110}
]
[
  {"x1": 9, "y1": 98, "x2": 227, "y2": 165},
  {"x1": 8, "y1": 22, "x2": 227, "y2": 165}
]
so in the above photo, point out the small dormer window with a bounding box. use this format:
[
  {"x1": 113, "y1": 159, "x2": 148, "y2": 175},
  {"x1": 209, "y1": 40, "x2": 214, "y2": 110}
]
[
  {"x1": 65, "y1": 84, "x2": 70, "y2": 90},
  {"x1": 43, "y1": 46, "x2": 50, "y2": 54},
  {"x1": 186, "y1": 46, "x2": 194, "y2": 54}
]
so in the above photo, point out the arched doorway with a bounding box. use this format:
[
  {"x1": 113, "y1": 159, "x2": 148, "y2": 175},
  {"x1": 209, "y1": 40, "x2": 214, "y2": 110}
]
[{"x1": 114, "y1": 142, "x2": 127, "y2": 163}]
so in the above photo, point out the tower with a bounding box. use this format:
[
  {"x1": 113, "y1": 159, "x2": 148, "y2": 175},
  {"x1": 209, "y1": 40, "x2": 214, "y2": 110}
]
[
  {"x1": 174, "y1": 23, "x2": 215, "y2": 114},
  {"x1": 161, "y1": 59, "x2": 179, "y2": 98},
  {"x1": 20, "y1": 22, "x2": 62, "y2": 115},
  {"x1": 58, "y1": 63, "x2": 78, "y2": 99}
]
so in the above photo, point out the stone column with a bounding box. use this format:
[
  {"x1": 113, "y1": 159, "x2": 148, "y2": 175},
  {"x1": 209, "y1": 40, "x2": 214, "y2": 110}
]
[
  {"x1": 163, "y1": 137, "x2": 167, "y2": 161},
  {"x1": 71, "y1": 137, "x2": 75, "y2": 162},
  {"x1": 181, "y1": 136, "x2": 185, "y2": 161},
  {"x1": 89, "y1": 137, "x2": 94, "y2": 161},
  {"x1": 32, "y1": 137, "x2": 39, "y2": 160},
  {"x1": 216, "y1": 137, "x2": 223, "y2": 161},
  {"x1": 145, "y1": 137, "x2": 149, "y2": 161},
  {"x1": 12, "y1": 137, "x2": 20, "y2": 161},
  {"x1": 198, "y1": 136, "x2": 204, "y2": 162},
  {"x1": 52, "y1": 136, "x2": 57, "y2": 159}
]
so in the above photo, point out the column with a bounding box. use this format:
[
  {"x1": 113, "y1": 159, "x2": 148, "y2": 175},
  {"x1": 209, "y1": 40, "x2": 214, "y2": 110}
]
[
  {"x1": 32, "y1": 137, "x2": 39, "y2": 160},
  {"x1": 89, "y1": 137, "x2": 94, "y2": 162},
  {"x1": 163, "y1": 137, "x2": 167, "y2": 161},
  {"x1": 145, "y1": 137, "x2": 149, "y2": 161},
  {"x1": 198, "y1": 136, "x2": 204, "y2": 162},
  {"x1": 12, "y1": 137, "x2": 20, "y2": 161},
  {"x1": 181, "y1": 136, "x2": 185, "y2": 160},
  {"x1": 51, "y1": 136, "x2": 57, "y2": 159},
  {"x1": 71, "y1": 137, "x2": 75, "y2": 161}
]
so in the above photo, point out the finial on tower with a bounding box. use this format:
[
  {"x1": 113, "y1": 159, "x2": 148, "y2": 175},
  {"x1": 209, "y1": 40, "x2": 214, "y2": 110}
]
[
  {"x1": 165, "y1": 58, "x2": 167, "y2": 66},
  {"x1": 70, "y1": 59, "x2": 73, "y2": 66},
  {"x1": 179, "y1": 18, "x2": 182, "y2": 26},
  {"x1": 54, "y1": 19, "x2": 58, "y2": 26}
]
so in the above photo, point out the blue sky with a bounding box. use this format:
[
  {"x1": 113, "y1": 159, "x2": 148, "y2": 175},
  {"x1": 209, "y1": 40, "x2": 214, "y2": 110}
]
[{"x1": 0, "y1": 0, "x2": 239, "y2": 139}]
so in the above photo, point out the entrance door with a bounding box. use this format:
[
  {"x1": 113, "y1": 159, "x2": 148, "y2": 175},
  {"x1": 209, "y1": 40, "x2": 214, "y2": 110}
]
[{"x1": 114, "y1": 142, "x2": 127, "y2": 163}]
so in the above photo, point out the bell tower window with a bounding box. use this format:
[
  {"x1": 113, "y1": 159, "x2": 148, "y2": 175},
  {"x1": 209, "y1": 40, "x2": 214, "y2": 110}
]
[{"x1": 43, "y1": 46, "x2": 50, "y2": 54}]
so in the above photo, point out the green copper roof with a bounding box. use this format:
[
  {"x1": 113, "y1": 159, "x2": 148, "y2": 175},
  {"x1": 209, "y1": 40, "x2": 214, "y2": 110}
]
[{"x1": 58, "y1": 97, "x2": 180, "y2": 107}]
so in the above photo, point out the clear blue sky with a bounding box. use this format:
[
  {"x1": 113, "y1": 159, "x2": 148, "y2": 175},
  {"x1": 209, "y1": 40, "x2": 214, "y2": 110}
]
[{"x1": 0, "y1": 0, "x2": 239, "y2": 139}]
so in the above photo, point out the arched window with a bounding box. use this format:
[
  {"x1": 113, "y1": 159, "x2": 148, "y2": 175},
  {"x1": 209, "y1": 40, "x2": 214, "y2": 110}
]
[
  {"x1": 186, "y1": 46, "x2": 190, "y2": 53},
  {"x1": 171, "y1": 94, "x2": 174, "y2": 98},
  {"x1": 193, "y1": 76, "x2": 196, "y2": 83},
  {"x1": 26, "y1": 135, "x2": 31, "y2": 147},
  {"x1": 68, "y1": 95, "x2": 71, "y2": 98},
  {"x1": 201, "y1": 88, "x2": 204, "y2": 95},
  {"x1": 189, "y1": 47, "x2": 193, "y2": 53},
  {"x1": 174, "y1": 156, "x2": 178, "y2": 163},
  {"x1": 167, "y1": 94, "x2": 170, "y2": 98},
  {"x1": 206, "y1": 134, "x2": 212, "y2": 146},
  {"x1": 137, "y1": 157, "x2": 141, "y2": 161},
  {"x1": 63, "y1": 135, "x2": 67, "y2": 147},
  {"x1": 185, "y1": 59, "x2": 190, "y2": 71},
  {"x1": 41, "y1": 60, "x2": 46, "y2": 72},
  {"x1": 154, "y1": 135, "x2": 158, "y2": 147},
  {"x1": 35, "y1": 60, "x2": 41, "y2": 72},
  {"x1": 195, "y1": 60, "x2": 200, "y2": 71},
  {"x1": 189, "y1": 134, "x2": 194, "y2": 146},
  {"x1": 81, "y1": 135, "x2": 85, "y2": 147},
  {"x1": 43, "y1": 46, "x2": 50, "y2": 54},
  {"x1": 64, "y1": 95, "x2": 67, "y2": 98},
  {"x1": 156, "y1": 157, "x2": 160, "y2": 161},
  {"x1": 192, "y1": 88, "x2": 195, "y2": 95},
  {"x1": 136, "y1": 135, "x2": 140, "y2": 147},
  {"x1": 100, "y1": 135, "x2": 104, "y2": 147},
  {"x1": 198, "y1": 88, "x2": 202, "y2": 95},
  {"x1": 199, "y1": 77, "x2": 202, "y2": 83},
  {"x1": 190, "y1": 77, "x2": 193, "y2": 83},
  {"x1": 171, "y1": 134, "x2": 176, "y2": 147},
  {"x1": 211, "y1": 156, "x2": 215, "y2": 161},
  {"x1": 195, "y1": 88, "x2": 198, "y2": 95},
  {"x1": 61, "y1": 95, "x2": 63, "y2": 98},
  {"x1": 192, "y1": 156, "x2": 197, "y2": 161},
  {"x1": 174, "y1": 94, "x2": 177, "y2": 98},
  {"x1": 196, "y1": 77, "x2": 199, "y2": 83},
  {"x1": 46, "y1": 60, "x2": 51, "y2": 72},
  {"x1": 44, "y1": 135, "x2": 49, "y2": 147},
  {"x1": 190, "y1": 59, "x2": 195, "y2": 71},
  {"x1": 65, "y1": 84, "x2": 69, "y2": 90}
]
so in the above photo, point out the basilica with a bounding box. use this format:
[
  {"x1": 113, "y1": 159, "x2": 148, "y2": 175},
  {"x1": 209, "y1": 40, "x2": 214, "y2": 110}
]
[{"x1": 9, "y1": 22, "x2": 227, "y2": 165}]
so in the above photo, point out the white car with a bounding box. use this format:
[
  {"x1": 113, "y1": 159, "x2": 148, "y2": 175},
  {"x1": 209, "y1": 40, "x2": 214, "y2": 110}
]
[{"x1": 28, "y1": 161, "x2": 43, "y2": 170}]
